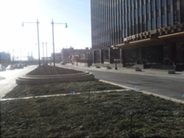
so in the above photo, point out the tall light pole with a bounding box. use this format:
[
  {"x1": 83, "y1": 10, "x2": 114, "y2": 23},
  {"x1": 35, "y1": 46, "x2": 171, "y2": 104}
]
[
  {"x1": 22, "y1": 19, "x2": 41, "y2": 66},
  {"x1": 42, "y1": 42, "x2": 44, "y2": 62},
  {"x1": 12, "y1": 49, "x2": 14, "y2": 63},
  {"x1": 19, "y1": 48, "x2": 21, "y2": 61},
  {"x1": 45, "y1": 42, "x2": 48, "y2": 63},
  {"x1": 51, "y1": 19, "x2": 68, "y2": 66},
  {"x1": 111, "y1": 45, "x2": 119, "y2": 70}
]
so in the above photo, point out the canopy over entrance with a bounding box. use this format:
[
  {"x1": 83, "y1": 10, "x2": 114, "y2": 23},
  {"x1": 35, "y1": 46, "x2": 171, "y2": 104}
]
[{"x1": 113, "y1": 31, "x2": 184, "y2": 49}]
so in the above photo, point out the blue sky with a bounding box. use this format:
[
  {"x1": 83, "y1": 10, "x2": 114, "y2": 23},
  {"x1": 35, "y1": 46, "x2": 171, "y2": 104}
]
[{"x1": 0, "y1": 0, "x2": 91, "y2": 59}]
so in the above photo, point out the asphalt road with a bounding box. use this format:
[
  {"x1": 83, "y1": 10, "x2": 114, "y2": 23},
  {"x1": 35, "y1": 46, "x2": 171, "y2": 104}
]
[
  {"x1": 0, "y1": 65, "x2": 37, "y2": 98},
  {"x1": 61, "y1": 65, "x2": 184, "y2": 101},
  {"x1": 1, "y1": 64, "x2": 184, "y2": 101},
  {"x1": 91, "y1": 70, "x2": 184, "y2": 100}
]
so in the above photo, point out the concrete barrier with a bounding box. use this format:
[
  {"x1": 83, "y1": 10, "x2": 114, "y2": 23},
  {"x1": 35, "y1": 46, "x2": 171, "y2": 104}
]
[{"x1": 16, "y1": 71, "x2": 95, "y2": 85}]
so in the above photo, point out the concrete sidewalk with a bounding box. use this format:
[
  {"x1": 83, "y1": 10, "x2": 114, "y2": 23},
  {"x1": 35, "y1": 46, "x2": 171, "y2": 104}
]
[{"x1": 60, "y1": 63, "x2": 184, "y2": 78}]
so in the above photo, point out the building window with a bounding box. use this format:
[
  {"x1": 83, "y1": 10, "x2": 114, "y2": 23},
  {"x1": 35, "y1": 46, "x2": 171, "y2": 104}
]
[
  {"x1": 152, "y1": 19, "x2": 155, "y2": 29},
  {"x1": 162, "y1": 15, "x2": 166, "y2": 27},
  {"x1": 156, "y1": 0, "x2": 160, "y2": 9},
  {"x1": 157, "y1": 17, "x2": 161, "y2": 28},
  {"x1": 173, "y1": 0, "x2": 181, "y2": 24},
  {"x1": 167, "y1": 4, "x2": 170, "y2": 13},
  {"x1": 161, "y1": 7, "x2": 165, "y2": 15},
  {"x1": 168, "y1": 12, "x2": 173, "y2": 26},
  {"x1": 148, "y1": 20, "x2": 151, "y2": 30}
]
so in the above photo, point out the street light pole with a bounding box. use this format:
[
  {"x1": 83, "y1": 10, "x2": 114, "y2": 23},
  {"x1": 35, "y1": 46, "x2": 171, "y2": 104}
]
[
  {"x1": 42, "y1": 42, "x2": 44, "y2": 62},
  {"x1": 45, "y1": 42, "x2": 48, "y2": 63},
  {"x1": 22, "y1": 19, "x2": 41, "y2": 66},
  {"x1": 12, "y1": 49, "x2": 14, "y2": 63},
  {"x1": 20, "y1": 48, "x2": 21, "y2": 61},
  {"x1": 36, "y1": 19, "x2": 41, "y2": 66},
  {"x1": 111, "y1": 45, "x2": 118, "y2": 70},
  {"x1": 51, "y1": 19, "x2": 55, "y2": 66},
  {"x1": 51, "y1": 19, "x2": 68, "y2": 67}
]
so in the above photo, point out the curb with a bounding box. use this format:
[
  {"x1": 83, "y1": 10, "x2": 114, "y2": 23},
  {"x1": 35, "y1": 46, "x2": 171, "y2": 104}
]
[
  {"x1": 16, "y1": 71, "x2": 95, "y2": 85},
  {"x1": 0, "y1": 89, "x2": 126, "y2": 102},
  {"x1": 99, "y1": 79, "x2": 184, "y2": 104},
  {"x1": 61, "y1": 64, "x2": 184, "y2": 78}
]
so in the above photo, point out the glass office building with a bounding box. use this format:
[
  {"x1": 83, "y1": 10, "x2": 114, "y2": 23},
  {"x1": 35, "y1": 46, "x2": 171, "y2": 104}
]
[{"x1": 91, "y1": 0, "x2": 184, "y2": 70}]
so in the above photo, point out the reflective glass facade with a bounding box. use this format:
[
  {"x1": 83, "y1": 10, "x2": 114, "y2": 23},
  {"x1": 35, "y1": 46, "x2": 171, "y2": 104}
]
[
  {"x1": 91, "y1": 0, "x2": 184, "y2": 69},
  {"x1": 91, "y1": 0, "x2": 184, "y2": 49}
]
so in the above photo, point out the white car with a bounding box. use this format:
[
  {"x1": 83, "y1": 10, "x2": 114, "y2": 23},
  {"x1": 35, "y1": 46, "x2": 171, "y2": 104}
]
[
  {"x1": 0, "y1": 64, "x2": 6, "y2": 71},
  {"x1": 60, "y1": 61, "x2": 66, "y2": 65},
  {"x1": 6, "y1": 65, "x2": 15, "y2": 70}
]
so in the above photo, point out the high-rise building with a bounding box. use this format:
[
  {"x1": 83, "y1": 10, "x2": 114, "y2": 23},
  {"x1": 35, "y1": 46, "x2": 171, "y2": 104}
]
[{"x1": 91, "y1": 0, "x2": 184, "y2": 70}]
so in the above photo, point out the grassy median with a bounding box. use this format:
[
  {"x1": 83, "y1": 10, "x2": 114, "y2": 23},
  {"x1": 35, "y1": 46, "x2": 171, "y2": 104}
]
[
  {"x1": 27, "y1": 65, "x2": 82, "y2": 75},
  {"x1": 1, "y1": 91, "x2": 184, "y2": 137},
  {"x1": 1, "y1": 66, "x2": 184, "y2": 137},
  {"x1": 4, "y1": 81, "x2": 122, "y2": 98}
]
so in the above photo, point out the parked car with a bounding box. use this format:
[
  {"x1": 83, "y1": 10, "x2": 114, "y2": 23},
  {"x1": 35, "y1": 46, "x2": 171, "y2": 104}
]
[
  {"x1": 0, "y1": 64, "x2": 6, "y2": 71},
  {"x1": 6, "y1": 64, "x2": 17, "y2": 70},
  {"x1": 16, "y1": 63, "x2": 24, "y2": 69},
  {"x1": 60, "y1": 61, "x2": 66, "y2": 65},
  {"x1": 22, "y1": 63, "x2": 27, "y2": 67}
]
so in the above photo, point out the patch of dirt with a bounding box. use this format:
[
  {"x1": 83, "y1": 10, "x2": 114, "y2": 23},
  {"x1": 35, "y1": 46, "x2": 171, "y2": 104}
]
[{"x1": 27, "y1": 65, "x2": 82, "y2": 75}]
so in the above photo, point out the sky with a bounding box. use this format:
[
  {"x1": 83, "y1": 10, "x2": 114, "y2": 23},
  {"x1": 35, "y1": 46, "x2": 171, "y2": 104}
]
[{"x1": 0, "y1": 0, "x2": 91, "y2": 60}]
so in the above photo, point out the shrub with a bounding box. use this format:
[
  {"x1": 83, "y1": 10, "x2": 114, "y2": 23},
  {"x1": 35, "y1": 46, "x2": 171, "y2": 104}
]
[
  {"x1": 168, "y1": 70, "x2": 175, "y2": 74},
  {"x1": 135, "y1": 67, "x2": 142, "y2": 72},
  {"x1": 96, "y1": 65, "x2": 101, "y2": 68},
  {"x1": 107, "y1": 66, "x2": 112, "y2": 69}
]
